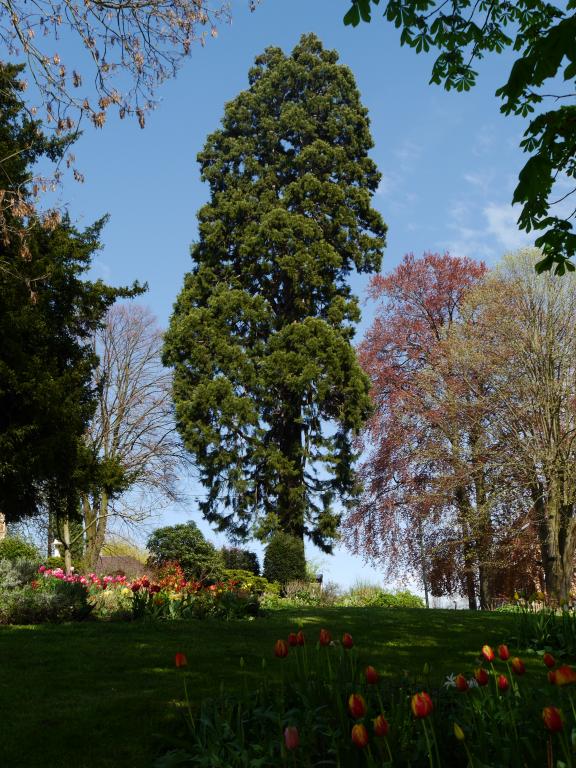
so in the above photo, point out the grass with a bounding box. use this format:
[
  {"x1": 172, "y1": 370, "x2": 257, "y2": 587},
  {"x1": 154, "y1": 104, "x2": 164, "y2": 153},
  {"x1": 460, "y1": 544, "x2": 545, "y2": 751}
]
[{"x1": 0, "y1": 607, "x2": 544, "y2": 768}]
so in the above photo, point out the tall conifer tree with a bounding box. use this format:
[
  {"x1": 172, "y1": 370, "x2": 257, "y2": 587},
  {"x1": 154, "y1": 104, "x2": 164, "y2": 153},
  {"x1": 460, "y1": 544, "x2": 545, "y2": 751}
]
[{"x1": 164, "y1": 34, "x2": 386, "y2": 551}]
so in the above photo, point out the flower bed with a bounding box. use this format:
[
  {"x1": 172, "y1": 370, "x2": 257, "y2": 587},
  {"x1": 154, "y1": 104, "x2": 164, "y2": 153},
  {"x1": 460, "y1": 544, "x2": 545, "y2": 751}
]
[{"x1": 160, "y1": 630, "x2": 576, "y2": 767}]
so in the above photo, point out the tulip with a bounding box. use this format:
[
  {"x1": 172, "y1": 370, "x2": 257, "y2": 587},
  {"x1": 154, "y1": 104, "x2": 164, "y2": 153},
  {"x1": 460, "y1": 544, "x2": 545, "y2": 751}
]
[
  {"x1": 453, "y1": 722, "x2": 465, "y2": 742},
  {"x1": 174, "y1": 652, "x2": 188, "y2": 668},
  {"x1": 543, "y1": 652, "x2": 556, "y2": 668},
  {"x1": 365, "y1": 665, "x2": 379, "y2": 685},
  {"x1": 497, "y1": 674, "x2": 509, "y2": 691},
  {"x1": 274, "y1": 639, "x2": 289, "y2": 658},
  {"x1": 455, "y1": 674, "x2": 468, "y2": 692},
  {"x1": 296, "y1": 630, "x2": 305, "y2": 646},
  {"x1": 288, "y1": 632, "x2": 298, "y2": 647},
  {"x1": 511, "y1": 657, "x2": 526, "y2": 676},
  {"x1": 348, "y1": 693, "x2": 367, "y2": 719},
  {"x1": 131, "y1": 582, "x2": 141, "y2": 592},
  {"x1": 411, "y1": 691, "x2": 433, "y2": 718},
  {"x1": 319, "y1": 628, "x2": 332, "y2": 646},
  {"x1": 373, "y1": 714, "x2": 389, "y2": 737},
  {"x1": 555, "y1": 665, "x2": 576, "y2": 686},
  {"x1": 141, "y1": 577, "x2": 150, "y2": 588},
  {"x1": 474, "y1": 668, "x2": 489, "y2": 686},
  {"x1": 498, "y1": 644, "x2": 510, "y2": 661},
  {"x1": 351, "y1": 723, "x2": 369, "y2": 748},
  {"x1": 481, "y1": 645, "x2": 495, "y2": 663},
  {"x1": 548, "y1": 670, "x2": 557, "y2": 685},
  {"x1": 542, "y1": 706, "x2": 563, "y2": 733},
  {"x1": 284, "y1": 726, "x2": 300, "y2": 750},
  {"x1": 342, "y1": 632, "x2": 354, "y2": 649}
]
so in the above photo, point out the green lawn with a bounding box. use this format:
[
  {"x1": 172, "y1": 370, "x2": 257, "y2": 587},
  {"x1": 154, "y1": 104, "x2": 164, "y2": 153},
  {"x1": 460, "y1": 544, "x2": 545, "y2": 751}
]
[{"x1": 0, "y1": 607, "x2": 541, "y2": 768}]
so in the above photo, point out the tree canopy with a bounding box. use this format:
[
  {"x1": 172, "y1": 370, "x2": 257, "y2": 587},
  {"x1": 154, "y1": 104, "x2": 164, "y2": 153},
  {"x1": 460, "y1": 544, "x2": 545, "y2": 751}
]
[
  {"x1": 163, "y1": 34, "x2": 387, "y2": 552},
  {"x1": 343, "y1": 0, "x2": 576, "y2": 275}
]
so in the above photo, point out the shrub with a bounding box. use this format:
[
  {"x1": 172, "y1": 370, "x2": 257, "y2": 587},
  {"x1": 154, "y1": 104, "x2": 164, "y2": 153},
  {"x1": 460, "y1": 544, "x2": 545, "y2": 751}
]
[
  {"x1": 340, "y1": 582, "x2": 425, "y2": 609},
  {"x1": 0, "y1": 578, "x2": 92, "y2": 624},
  {"x1": 0, "y1": 558, "x2": 39, "y2": 589},
  {"x1": 263, "y1": 532, "x2": 306, "y2": 587},
  {"x1": 146, "y1": 521, "x2": 225, "y2": 581},
  {"x1": 223, "y1": 569, "x2": 272, "y2": 596},
  {"x1": 0, "y1": 536, "x2": 40, "y2": 562},
  {"x1": 221, "y1": 547, "x2": 260, "y2": 575}
]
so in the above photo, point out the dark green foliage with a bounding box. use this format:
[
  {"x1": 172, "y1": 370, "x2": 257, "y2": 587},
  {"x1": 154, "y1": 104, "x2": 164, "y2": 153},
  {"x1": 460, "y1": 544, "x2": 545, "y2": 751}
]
[
  {"x1": 146, "y1": 521, "x2": 225, "y2": 580},
  {"x1": 0, "y1": 536, "x2": 39, "y2": 562},
  {"x1": 0, "y1": 62, "x2": 142, "y2": 525},
  {"x1": 263, "y1": 531, "x2": 306, "y2": 586},
  {"x1": 164, "y1": 35, "x2": 386, "y2": 551},
  {"x1": 221, "y1": 547, "x2": 260, "y2": 575},
  {"x1": 343, "y1": 1, "x2": 576, "y2": 274}
]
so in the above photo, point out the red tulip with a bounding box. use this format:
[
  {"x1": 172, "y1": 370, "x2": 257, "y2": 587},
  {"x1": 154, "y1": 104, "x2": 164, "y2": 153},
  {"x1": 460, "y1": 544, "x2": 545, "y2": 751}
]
[
  {"x1": 296, "y1": 630, "x2": 305, "y2": 646},
  {"x1": 348, "y1": 693, "x2": 367, "y2": 719},
  {"x1": 319, "y1": 628, "x2": 332, "y2": 646},
  {"x1": 351, "y1": 723, "x2": 369, "y2": 748},
  {"x1": 373, "y1": 714, "x2": 389, "y2": 737},
  {"x1": 511, "y1": 657, "x2": 526, "y2": 676},
  {"x1": 288, "y1": 632, "x2": 298, "y2": 647},
  {"x1": 284, "y1": 726, "x2": 300, "y2": 750},
  {"x1": 481, "y1": 645, "x2": 495, "y2": 663},
  {"x1": 365, "y1": 665, "x2": 379, "y2": 685},
  {"x1": 131, "y1": 582, "x2": 141, "y2": 592},
  {"x1": 474, "y1": 668, "x2": 489, "y2": 686},
  {"x1": 455, "y1": 674, "x2": 468, "y2": 692},
  {"x1": 497, "y1": 674, "x2": 509, "y2": 691},
  {"x1": 542, "y1": 706, "x2": 563, "y2": 733},
  {"x1": 342, "y1": 632, "x2": 354, "y2": 649},
  {"x1": 543, "y1": 653, "x2": 556, "y2": 669},
  {"x1": 498, "y1": 644, "x2": 510, "y2": 661},
  {"x1": 274, "y1": 639, "x2": 289, "y2": 658},
  {"x1": 141, "y1": 577, "x2": 150, "y2": 588},
  {"x1": 411, "y1": 691, "x2": 433, "y2": 718},
  {"x1": 174, "y1": 652, "x2": 188, "y2": 668},
  {"x1": 555, "y1": 665, "x2": 576, "y2": 686},
  {"x1": 548, "y1": 670, "x2": 557, "y2": 685}
]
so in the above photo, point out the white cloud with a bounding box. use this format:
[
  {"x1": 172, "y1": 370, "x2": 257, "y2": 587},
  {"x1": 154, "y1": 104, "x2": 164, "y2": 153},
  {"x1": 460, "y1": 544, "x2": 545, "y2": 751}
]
[{"x1": 483, "y1": 202, "x2": 534, "y2": 251}]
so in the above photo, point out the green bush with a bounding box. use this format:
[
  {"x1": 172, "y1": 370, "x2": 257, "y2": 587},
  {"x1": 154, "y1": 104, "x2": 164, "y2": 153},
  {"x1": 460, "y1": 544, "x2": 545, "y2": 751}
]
[
  {"x1": 0, "y1": 558, "x2": 39, "y2": 589},
  {"x1": 0, "y1": 579, "x2": 92, "y2": 624},
  {"x1": 146, "y1": 521, "x2": 225, "y2": 581},
  {"x1": 263, "y1": 532, "x2": 306, "y2": 588},
  {"x1": 44, "y1": 556, "x2": 65, "y2": 570},
  {"x1": 0, "y1": 536, "x2": 40, "y2": 562},
  {"x1": 340, "y1": 583, "x2": 425, "y2": 609},
  {"x1": 221, "y1": 547, "x2": 260, "y2": 575},
  {"x1": 223, "y1": 569, "x2": 273, "y2": 595}
]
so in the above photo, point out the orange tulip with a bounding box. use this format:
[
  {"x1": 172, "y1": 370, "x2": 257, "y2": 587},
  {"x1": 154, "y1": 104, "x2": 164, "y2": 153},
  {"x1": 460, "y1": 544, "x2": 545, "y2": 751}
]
[
  {"x1": 319, "y1": 628, "x2": 332, "y2": 646},
  {"x1": 511, "y1": 657, "x2": 526, "y2": 676},
  {"x1": 174, "y1": 652, "x2": 188, "y2": 668},
  {"x1": 284, "y1": 726, "x2": 300, "y2": 750},
  {"x1": 411, "y1": 691, "x2": 433, "y2": 718},
  {"x1": 542, "y1": 706, "x2": 563, "y2": 733},
  {"x1": 274, "y1": 639, "x2": 289, "y2": 658},
  {"x1": 351, "y1": 723, "x2": 369, "y2": 748},
  {"x1": 474, "y1": 668, "x2": 489, "y2": 686},
  {"x1": 455, "y1": 674, "x2": 468, "y2": 692},
  {"x1": 348, "y1": 693, "x2": 367, "y2": 719},
  {"x1": 543, "y1": 653, "x2": 556, "y2": 669},
  {"x1": 365, "y1": 665, "x2": 379, "y2": 685},
  {"x1": 555, "y1": 665, "x2": 576, "y2": 686},
  {"x1": 498, "y1": 644, "x2": 510, "y2": 661},
  {"x1": 342, "y1": 632, "x2": 354, "y2": 650},
  {"x1": 481, "y1": 645, "x2": 495, "y2": 663},
  {"x1": 497, "y1": 674, "x2": 509, "y2": 691},
  {"x1": 373, "y1": 714, "x2": 389, "y2": 737}
]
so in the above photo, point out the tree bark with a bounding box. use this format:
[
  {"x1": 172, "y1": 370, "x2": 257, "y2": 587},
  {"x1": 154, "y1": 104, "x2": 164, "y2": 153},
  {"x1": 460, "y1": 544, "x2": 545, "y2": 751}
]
[
  {"x1": 533, "y1": 481, "x2": 576, "y2": 602},
  {"x1": 82, "y1": 492, "x2": 108, "y2": 570},
  {"x1": 0, "y1": 511, "x2": 6, "y2": 540}
]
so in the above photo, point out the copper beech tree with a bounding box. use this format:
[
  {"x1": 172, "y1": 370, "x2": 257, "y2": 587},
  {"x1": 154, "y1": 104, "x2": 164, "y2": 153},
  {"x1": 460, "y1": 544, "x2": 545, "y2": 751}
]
[
  {"x1": 344, "y1": 253, "x2": 541, "y2": 609},
  {"x1": 347, "y1": 249, "x2": 576, "y2": 606}
]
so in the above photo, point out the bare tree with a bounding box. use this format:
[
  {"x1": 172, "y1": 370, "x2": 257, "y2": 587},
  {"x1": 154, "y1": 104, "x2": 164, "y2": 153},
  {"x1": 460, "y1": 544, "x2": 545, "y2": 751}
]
[{"x1": 81, "y1": 303, "x2": 185, "y2": 568}]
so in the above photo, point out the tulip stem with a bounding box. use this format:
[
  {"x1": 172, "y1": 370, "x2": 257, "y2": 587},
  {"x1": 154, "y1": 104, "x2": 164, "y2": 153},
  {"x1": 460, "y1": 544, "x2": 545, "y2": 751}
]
[{"x1": 421, "y1": 720, "x2": 435, "y2": 768}]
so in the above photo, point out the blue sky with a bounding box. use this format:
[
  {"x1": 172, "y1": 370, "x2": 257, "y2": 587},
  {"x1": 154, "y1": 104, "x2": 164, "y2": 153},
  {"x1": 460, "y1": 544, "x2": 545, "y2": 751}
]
[{"x1": 39, "y1": 0, "x2": 535, "y2": 588}]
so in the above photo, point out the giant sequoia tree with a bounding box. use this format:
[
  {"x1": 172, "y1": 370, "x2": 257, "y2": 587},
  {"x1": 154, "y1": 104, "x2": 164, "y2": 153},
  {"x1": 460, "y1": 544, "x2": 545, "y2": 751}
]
[{"x1": 164, "y1": 34, "x2": 387, "y2": 551}]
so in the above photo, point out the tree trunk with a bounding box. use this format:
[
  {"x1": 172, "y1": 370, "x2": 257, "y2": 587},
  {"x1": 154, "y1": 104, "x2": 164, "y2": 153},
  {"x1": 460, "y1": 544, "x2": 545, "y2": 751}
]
[
  {"x1": 83, "y1": 492, "x2": 108, "y2": 570},
  {"x1": 533, "y1": 481, "x2": 576, "y2": 602},
  {"x1": 276, "y1": 410, "x2": 305, "y2": 541},
  {"x1": 455, "y1": 485, "x2": 478, "y2": 610},
  {"x1": 61, "y1": 514, "x2": 73, "y2": 574},
  {"x1": 0, "y1": 511, "x2": 6, "y2": 541}
]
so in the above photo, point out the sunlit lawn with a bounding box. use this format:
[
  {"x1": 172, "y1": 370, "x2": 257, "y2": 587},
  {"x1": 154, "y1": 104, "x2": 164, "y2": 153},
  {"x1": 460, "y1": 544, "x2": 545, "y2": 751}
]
[{"x1": 0, "y1": 607, "x2": 540, "y2": 768}]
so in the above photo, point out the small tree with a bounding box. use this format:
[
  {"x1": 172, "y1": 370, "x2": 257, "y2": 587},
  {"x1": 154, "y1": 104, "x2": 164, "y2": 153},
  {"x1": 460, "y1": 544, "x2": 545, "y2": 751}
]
[
  {"x1": 221, "y1": 547, "x2": 260, "y2": 575},
  {"x1": 263, "y1": 532, "x2": 306, "y2": 587},
  {"x1": 146, "y1": 521, "x2": 224, "y2": 580}
]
